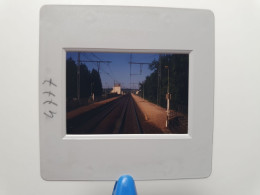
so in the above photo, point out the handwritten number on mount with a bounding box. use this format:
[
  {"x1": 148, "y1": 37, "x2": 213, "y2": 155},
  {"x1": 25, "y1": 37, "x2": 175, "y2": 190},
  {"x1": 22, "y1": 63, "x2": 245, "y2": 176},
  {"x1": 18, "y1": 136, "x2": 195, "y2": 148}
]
[
  {"x1": 43, "y1": 99, "x2": 58, "y2": 106},
  {"x1": 43, "y1": 91, "x2": 55, "y2": 97},
  {"x1": 42, "y1": 78, "x2": 57, "y2": 87},
  {"x1": 44, "y1": 110, "x2": 56, "y2": 118},
  {"x1": 43, "y1": 78, "x2": 57, "y2": 119}
]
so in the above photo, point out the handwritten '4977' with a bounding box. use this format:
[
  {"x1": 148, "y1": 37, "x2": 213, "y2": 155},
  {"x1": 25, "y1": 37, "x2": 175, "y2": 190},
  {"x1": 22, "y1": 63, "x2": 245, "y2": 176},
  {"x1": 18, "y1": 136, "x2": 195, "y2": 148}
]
[{"x1": 42, "y1": 78, "x2": 57, "y2": 119}]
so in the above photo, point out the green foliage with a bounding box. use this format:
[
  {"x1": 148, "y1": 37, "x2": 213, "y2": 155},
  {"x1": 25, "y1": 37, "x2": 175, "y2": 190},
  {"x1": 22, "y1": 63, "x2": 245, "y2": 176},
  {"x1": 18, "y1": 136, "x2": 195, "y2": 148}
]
[
  {"x1": 80, "y1": 64, "x2": 91, "y2": 98},
  {"x1": 139, "y1": 54, "x2": 188, "y2": 113},
  {"x1": 66, "y1": 58, "x2": 77, "y2": 99},
  {"x1": 66, "y1": 58, "x2": 103, "y2": 100},
  {"x1": 143, "y1": 72, "x2": 158, "y2": 104},
  {"x1": 91, "y1": 69, "x2": 103, "y2": 97},
  {"x1": 149, "y1": 59, "x2": 159, "y2": 70}
]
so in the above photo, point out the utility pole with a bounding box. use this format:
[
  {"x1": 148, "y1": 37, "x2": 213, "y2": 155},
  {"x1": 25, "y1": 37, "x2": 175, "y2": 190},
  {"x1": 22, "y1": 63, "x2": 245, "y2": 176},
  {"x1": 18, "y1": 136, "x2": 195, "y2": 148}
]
[
  {"x1": 129, "y1": 54, "x2": 132, "y2": 93},
  {"x1": 129, "y1": 54, "x2": 150, "y2": 93},
  {"x1": 73, "y1": 53, "x2": 113, "y2": 104},
  {"x1": 105, "y1": 82, "x2": 108, "y2": 97},
  {"x1": 143, "y1": 81, "x2": 145, "y2": 99},
  {"x1": 77, "y1": 52, "x2": 81, "y2": 102},
  {"x1": 165, "y1": 66, "x2": 170, "y2": 127},
  {"x1": 76, "y1": 54, "x2": 111, "y2": 101},
  {"x1": 97, "y1": 61, "x2": 100, "y2": 73},
  {"x1": 157, "y1": 55, "x2": 162, "y2": 105}
]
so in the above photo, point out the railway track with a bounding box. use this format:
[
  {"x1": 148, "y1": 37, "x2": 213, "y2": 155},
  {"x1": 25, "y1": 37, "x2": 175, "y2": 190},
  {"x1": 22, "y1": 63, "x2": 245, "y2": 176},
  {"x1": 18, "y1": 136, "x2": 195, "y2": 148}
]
[
  {"x1": 67, "y1": 94, "x2": 144, "y2": 134},
  {"x1": 113, "y1": 94, "x2": 143, "y2": 134},
  {"x1": 67, "y1": 96, "x2": 123, "y2": 134}
]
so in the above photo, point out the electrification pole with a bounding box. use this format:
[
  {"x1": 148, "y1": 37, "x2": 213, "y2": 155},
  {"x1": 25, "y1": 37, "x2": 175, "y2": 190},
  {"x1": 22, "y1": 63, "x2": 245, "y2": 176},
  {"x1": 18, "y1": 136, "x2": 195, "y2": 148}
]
[
  {"x1": 165, "y1": 66, "x2": 170, "y2": 127},
  {"x1": 77, "y1": 52, "x2": 81, "y2": 102},
  {"x1": 157, "y1": 55, "x2": 162, "y2": 105},
  {"x1": 129, "y1": 54, "x2": 150, "y2": 94},
  {"x1": 143, "y1": 81, "x2": 144, "y2": 99}
]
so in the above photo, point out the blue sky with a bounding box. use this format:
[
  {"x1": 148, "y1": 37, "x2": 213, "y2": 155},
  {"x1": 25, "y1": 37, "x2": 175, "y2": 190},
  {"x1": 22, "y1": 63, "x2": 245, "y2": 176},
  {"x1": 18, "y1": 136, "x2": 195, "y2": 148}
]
[{"x1": 67, "y1": 52, "x2": 159, "y2": 89}]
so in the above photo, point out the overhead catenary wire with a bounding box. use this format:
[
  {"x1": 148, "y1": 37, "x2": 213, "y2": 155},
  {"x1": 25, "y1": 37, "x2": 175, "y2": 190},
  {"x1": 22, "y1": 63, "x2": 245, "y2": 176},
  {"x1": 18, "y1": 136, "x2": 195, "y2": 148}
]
[
  {"x1": 81, "y1": 52, "x2": 121, "y2": 88},
  {"x1": 91, "y1": 53, "x2": 119, "y2": 85}
]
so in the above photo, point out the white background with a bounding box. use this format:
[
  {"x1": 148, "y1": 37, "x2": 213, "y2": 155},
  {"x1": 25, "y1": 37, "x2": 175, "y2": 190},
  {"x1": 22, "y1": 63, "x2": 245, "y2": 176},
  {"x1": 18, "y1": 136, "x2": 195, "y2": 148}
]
[{"x1": 0, "y1": 0, "x2": 260, "y2": 195}]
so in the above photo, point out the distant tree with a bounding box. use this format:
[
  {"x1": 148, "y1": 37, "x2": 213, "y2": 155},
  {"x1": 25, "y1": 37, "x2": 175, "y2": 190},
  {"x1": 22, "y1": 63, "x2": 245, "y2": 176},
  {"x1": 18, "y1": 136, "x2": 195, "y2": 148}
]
[
  {"x1": 140, "y1": 54, "x2": 188, "y2": 112},
  {"x1": 80, "y1": 64, "x2": 91, "y2": 98},
  {"x1": 171, "y1": 54, "x2": 188, "y2": 110},
  {"x1": 149, "y1": 59, "x2": 159, "y2": 71},
  {"x1": 66, "y1": 58, "x2": 92, "y2": 100},
  {"x1": 66, "y1": 58, "x2": 77, "y2": 99},
  {"x1": 143, "y1": 72, "x2": 158, "y2": 104},
  {"x1": 91, "y1": 69, "x2": 103, "y2": 97}
]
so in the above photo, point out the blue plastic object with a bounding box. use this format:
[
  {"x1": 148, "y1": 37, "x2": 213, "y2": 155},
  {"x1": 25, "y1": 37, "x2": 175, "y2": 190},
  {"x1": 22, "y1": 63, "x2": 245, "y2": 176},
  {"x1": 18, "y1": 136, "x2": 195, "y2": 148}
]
[{"x1": 112, "y1": 175, "x2": 137, "y2": 195}]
